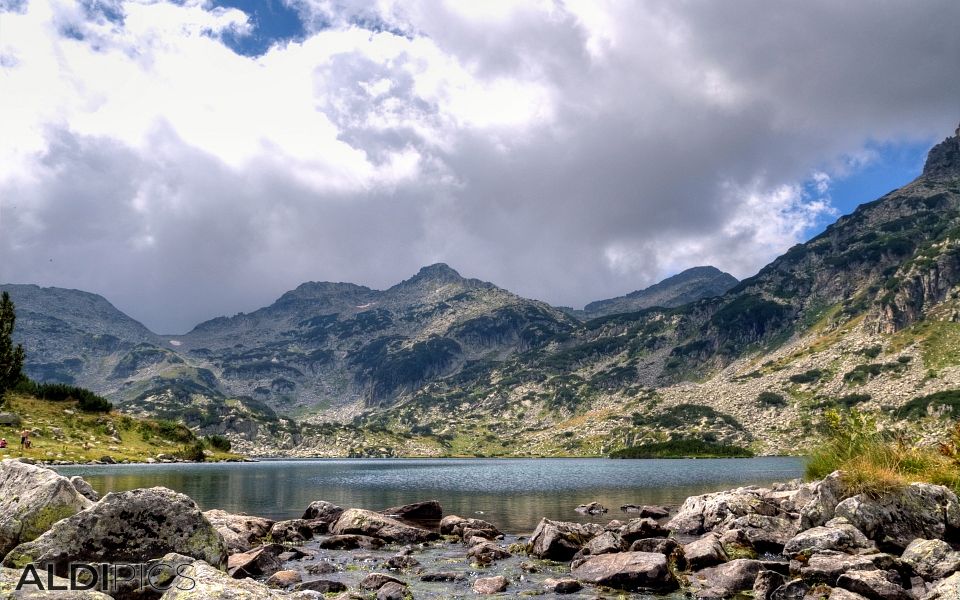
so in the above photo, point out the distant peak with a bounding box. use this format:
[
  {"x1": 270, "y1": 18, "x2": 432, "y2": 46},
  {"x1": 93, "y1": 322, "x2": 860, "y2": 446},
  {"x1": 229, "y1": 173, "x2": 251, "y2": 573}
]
[
  {"x1": 411, "y1": 263, "x2": 463, "y2": 281},
  {"x1": 922, "y1": 121, "x2": 960, "y2": 179}
]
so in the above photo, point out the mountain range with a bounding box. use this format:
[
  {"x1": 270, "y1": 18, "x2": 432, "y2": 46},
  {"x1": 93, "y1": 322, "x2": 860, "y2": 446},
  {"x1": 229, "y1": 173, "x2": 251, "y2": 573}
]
[{"x1": 3, "y1": 124, "x2": 960, "y2": 457}]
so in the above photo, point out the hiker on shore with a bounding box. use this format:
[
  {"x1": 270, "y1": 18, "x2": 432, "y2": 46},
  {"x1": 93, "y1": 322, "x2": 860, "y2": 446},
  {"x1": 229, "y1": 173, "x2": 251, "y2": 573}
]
[
  {"x1": 20, "y1": 429, "x2": 30, "y2": 449},
  {"x1": 0, "y1": 438, "x2": 6, "y2": 449}
]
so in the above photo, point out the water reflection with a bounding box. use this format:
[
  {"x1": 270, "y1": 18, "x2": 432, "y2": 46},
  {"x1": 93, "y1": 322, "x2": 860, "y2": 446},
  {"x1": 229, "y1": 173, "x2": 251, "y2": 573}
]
[{"x1": 57, "y1": 457, "x2": 805, "y2": 533}]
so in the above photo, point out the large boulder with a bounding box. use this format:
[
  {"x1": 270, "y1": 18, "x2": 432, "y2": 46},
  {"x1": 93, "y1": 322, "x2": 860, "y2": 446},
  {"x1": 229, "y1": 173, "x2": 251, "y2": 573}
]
[
  {"x1": 529, "y1": 518, "x2": 604, "y2": 561},
  {"x1": 723, "y1": 514, "x2": 799, "y2": 552},
  {"x1": 783, "y1": 521, "x2": 875, "y2": 558},
  {"x1": 684, "y1": 533, "x2": 728, "y2": 570},
  {"x1": 227, "y1": 544, "x2": 283, "y2": 578},
  {"x1": 667, "y1": 487, "x2": 777, "y2": 535},
  {"x1": 836, "y1": 570, "x2": 910, "y2": 600},
  {"x1": 69, "y1": 476, "x2": 100, "y2": 502},
  {"x1": 0, "y1": 459, "x2": 92, "y2": 556},
  {"x1": 619, "y1": 517, "x2": 668, "y2": 543},
  {"x1": 901, "y1": 539, "x2": 960, "y2": 581},
  {"x1": 797, "y1": 472, "x2": 846, "y2": 529},
  {"x1": 835, "y1": 483, "x2": 960, "y2": 551},
  {"x1": 0, "y1": 566, "x2": 114, "y2": 599},
  {"x1": 381, "y1": 500, "x2": 442, "y2": 522},
  {"x1": 202, "y1": 509, "x2": 274, "y2": 554},
  {"x1": 332, "y1": 508, "x2": 438, "y2": 544},
  {"x1": 159, "y1": 558, "x2": 288, "y2": 599},
  {"x1": 799, "y1": 551, "x2": 900, "y2": 585},
  {"x1": 2, "y1": 487, "x2": 226, "y2": 575},
  {"x1": 571, "y1": 551, "x2": 678, "y2": 592},
  {"x1": 687, "y1": 558, "x2": 763, "y2": 599},
  {"x1": 922, "y1": 572, "x2": 960, "y2": 600},
  {"x1": 302, "y1": 500, "x2": 345, "y2": 523}
]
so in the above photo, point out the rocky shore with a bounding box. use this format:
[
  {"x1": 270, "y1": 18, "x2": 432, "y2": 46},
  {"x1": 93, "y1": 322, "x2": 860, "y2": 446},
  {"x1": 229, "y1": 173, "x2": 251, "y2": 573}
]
[{"x1": 1, "y1": 458, "x2": 959, "y2": 599}]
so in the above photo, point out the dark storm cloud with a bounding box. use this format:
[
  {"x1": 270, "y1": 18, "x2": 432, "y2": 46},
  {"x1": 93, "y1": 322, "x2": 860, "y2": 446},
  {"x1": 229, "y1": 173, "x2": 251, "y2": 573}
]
[{"x1": 1, "y1": 0, "x2": 958, "y2": 332}]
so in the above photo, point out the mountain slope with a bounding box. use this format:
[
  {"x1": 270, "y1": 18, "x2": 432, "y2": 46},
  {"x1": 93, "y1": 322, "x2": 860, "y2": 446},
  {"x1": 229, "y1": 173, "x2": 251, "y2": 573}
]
[{"x1": 580, "y1": 266, "x2": 738, "y2": 318}]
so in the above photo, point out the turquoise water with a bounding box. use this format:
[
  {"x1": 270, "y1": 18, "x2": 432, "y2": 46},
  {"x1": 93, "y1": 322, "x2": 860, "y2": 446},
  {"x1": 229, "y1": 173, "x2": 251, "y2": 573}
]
[{"x1": 57, "y1": 457, "x2": 804, "y2": 533}]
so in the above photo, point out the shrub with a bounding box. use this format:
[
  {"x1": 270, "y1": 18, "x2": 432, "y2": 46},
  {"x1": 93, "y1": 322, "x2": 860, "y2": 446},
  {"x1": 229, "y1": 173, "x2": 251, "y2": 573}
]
[
  {"x1": 611, "y1": 438, "x2": 754, "y2": 459},
  {"x1": 758, "y1": 391, "x2": 787, "y2": 407},
  {"x1": 789, "y1": 369, "x2": 825, "y2": 384},
  {"x1": 13, "y1": 380, "x2": 112, "y2": 412},
  {"x1": 204, "y1": 435, "x2": 231, "y2": 452},
  {"x1": 174, "y1": 441, "x2": 207, "y2": 462},
  {"x1": 806, "y1": 409, "x2": 960, "y2": 497}
]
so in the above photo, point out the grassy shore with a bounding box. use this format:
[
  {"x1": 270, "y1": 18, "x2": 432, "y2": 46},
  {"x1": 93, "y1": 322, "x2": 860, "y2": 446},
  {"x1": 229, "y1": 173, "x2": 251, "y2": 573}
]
[
  {"x1": 806, "y1": 408, "x2": 960, "y2": 497},
  {"x1": 0, "y1": 392, "x2": 240, "y2": 464}
]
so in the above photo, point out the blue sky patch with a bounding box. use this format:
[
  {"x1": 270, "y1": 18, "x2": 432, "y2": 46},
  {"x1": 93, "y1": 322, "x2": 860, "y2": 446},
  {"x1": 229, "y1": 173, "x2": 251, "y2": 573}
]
[{"x1": 212, "y1": 0, "x2": 307, "y2": 56}]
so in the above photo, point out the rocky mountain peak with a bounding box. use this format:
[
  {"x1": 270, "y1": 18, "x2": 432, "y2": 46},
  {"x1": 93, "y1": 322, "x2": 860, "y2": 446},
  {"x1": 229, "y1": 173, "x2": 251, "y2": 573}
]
[
  {"x1": 922, "y1": 122, "x2": 960, "y2": 179},
  {"x1": 403, "y1": 263, "x2": 464, "y2": 286}
]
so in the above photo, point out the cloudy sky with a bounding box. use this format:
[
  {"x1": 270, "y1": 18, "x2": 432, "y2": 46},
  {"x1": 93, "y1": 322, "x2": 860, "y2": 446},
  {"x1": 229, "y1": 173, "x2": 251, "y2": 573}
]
[{"x1": 1, "y1": 0, "x2": 958, "y2": 333}]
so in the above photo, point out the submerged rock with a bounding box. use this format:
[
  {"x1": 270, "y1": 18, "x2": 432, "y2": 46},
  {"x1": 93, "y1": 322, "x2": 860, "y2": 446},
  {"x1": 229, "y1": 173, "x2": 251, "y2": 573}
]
[
  {"x1": 575, "y1": 501, "x2": 608, "y2": 515},
  {"x1": 621, "y1": 504, "x2": 670, "y2": 519},
  {"x1": 0, "y1": 459, "x2": 92, "y2": 557}
]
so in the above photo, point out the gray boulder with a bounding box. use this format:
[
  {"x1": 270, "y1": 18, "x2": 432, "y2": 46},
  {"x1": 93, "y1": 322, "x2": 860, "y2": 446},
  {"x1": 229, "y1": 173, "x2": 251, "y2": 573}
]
[
  {"x1": 202, "y1": 509, "x2": 274, "y2": 553},
  {"x1": 69, "y1": 476, "x2": 100, "y2": 502},
  {"x1": 797, "y1": 471, "x2": 846, "y2": 529},
  {"x1": 836, "y1": 570, "x2": 910, "y2": 600},
  {"x1": 723, "y1": 514, "x2": 799, "y2": 551},
  {"x1": 543, "y1": 577, "x2": 582, "y2": 593},
  {"x1": 688, "y1": 558, "x2": 763, "y2": 599},
  {"x1": 754, "y1": 569, "x2": 787, "y2": 600},
  {"x1": 571, "y1": 551, "x2": 678, "y2": 592},
  {"x1": 575, "y1": 501, "x2": 608, "y2": 515},
  {"x1": 227, "y1": 544, "x2": 283, "y2": 578},
  {"x1": 922, "y1": 572, "x2": 960, "y2": 600},
  {"x1": 269, "y1": 518, "x2": 321, "y2": 544},
  {"x1": 685, "y1": 533, "x2": 728, "y2": 570},
  {"x1": 302, "y1": 500, "x2": 345, "y2": 522},
  {"x1": 835, "y1": 483, "x2": 960, "y2": 551},
  {"x1": 159, "y1": 559, "x2": 288, "y2": 599},
  {"x1": 0, "y1": 459, "x2": 92, "y2": 556},
  {"x1": 799, "y1": 551, "x2": 899, "y2": 585},
  {"x1": 377, "y1": 581, "x2": 409, "y2": 600},
  {"x1": 529, "y1": 518, "x2": 604, "y2": 561},
  {"x1": 359, "y1": 573, "x2": 405, "y2": 590},
  {"x1": 783, "y1": 521, "x2": 875, "y2": 557},
  {"x1": 620, "y1": 517, "x2": 668, "y2": 542},
  {"x1": 319, "y1": 534, "x2": 384, "y2": 550},
  {"x1": 630, "y1": 537, "x2": 683, "y2": 559},
  {"x1": 332, "y1": 508, "x2": 438, "y2": 544},
  {"x1": 466, "y1": 540, "x2": 511, "y2": 563},
  {"x1": 2, "y1": 487, "x2": 226, "y2": 575},
  {"x1": 901, "y1": 539, "x2": 960, "y2": 581},
  {"x1": 667, "y1": 487, "x2": 777, "y2": 535}
]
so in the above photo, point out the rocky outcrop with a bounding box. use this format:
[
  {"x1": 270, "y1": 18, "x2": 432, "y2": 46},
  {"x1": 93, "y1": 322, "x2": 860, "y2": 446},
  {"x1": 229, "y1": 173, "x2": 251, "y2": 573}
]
[
  {"x1": 571, "y1": 551, "x2": 678, "y2": 592},
  {"x1": 203, "y1": 509, "x2": 274, "y2": 553},
  {"x1": 783, "y1": 520, "x2": 876, "y2": 557},
  {"x1": 2, "y1": 487, "x2": 226, "y2": 575},
  {"x1": 667, "y1": 486, "x2": 779, "y2": 535},
  {"x1": 834, "y1": 483, "x2": 960, "y2": 551},
  {"x1": 332, "y1": 508, "x2": 439, "y2": 544},
  {"x1": 0, "y1": 459, "x2": 92, "y2": 556}
]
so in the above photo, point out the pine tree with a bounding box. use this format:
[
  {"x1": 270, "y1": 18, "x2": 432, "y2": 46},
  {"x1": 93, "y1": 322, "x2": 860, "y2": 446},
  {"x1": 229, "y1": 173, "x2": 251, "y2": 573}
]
[{"x1": 0, "y1": 291, "x2": 25, "y2": 398}]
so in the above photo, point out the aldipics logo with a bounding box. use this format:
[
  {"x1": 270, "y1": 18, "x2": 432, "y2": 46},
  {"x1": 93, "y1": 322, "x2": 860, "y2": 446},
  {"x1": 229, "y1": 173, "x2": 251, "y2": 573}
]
[{"x1": 15, "y1": 561, "x2": 196, "y2": 593}]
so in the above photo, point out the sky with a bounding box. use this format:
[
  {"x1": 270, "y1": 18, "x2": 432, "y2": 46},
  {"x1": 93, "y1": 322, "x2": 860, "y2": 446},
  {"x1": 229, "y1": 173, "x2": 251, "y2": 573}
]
[{"x1": 0, "y1": 0, "x2": 958, "y2": 334}]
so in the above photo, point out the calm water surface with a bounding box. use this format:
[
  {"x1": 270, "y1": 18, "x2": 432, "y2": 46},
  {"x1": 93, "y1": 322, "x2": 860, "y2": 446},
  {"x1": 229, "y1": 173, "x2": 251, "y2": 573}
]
[{"x1": 57, "y1": 457, "x2": 804, "y2": 533}]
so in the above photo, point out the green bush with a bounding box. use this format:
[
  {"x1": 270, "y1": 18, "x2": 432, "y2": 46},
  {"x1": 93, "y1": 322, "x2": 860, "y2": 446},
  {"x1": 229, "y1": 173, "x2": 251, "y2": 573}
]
[
  {"x1": 204, "y1": 435, "x2": 231, "y2": 452},
  {"x1": 790, "y1": 369, "x2": 825, "y2": 384},
  {"x1": 13, "y1": 380, "x2": 112, "y2": 412},
  {"x1": 174, "y1": 441, "x2": 207, "y2": 462},
  {"x1": 757, "y1": 391, "x2": 787, "y2": 407},
  {"x1": 611, "y1": 438, "x2": 754, "y2": 459}
]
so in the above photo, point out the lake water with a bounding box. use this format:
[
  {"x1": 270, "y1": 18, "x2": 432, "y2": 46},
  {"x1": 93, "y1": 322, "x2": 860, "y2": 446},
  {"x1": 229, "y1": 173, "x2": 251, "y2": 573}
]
[{"x1": 56, "y1": 457, "x2": 804, "y2": 533}]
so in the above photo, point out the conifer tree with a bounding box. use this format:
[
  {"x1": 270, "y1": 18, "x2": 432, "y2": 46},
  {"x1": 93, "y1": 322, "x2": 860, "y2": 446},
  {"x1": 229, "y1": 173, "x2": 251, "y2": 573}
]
[{"x1": 0, "y1": 291, "x2": 25, "y2": 399}]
